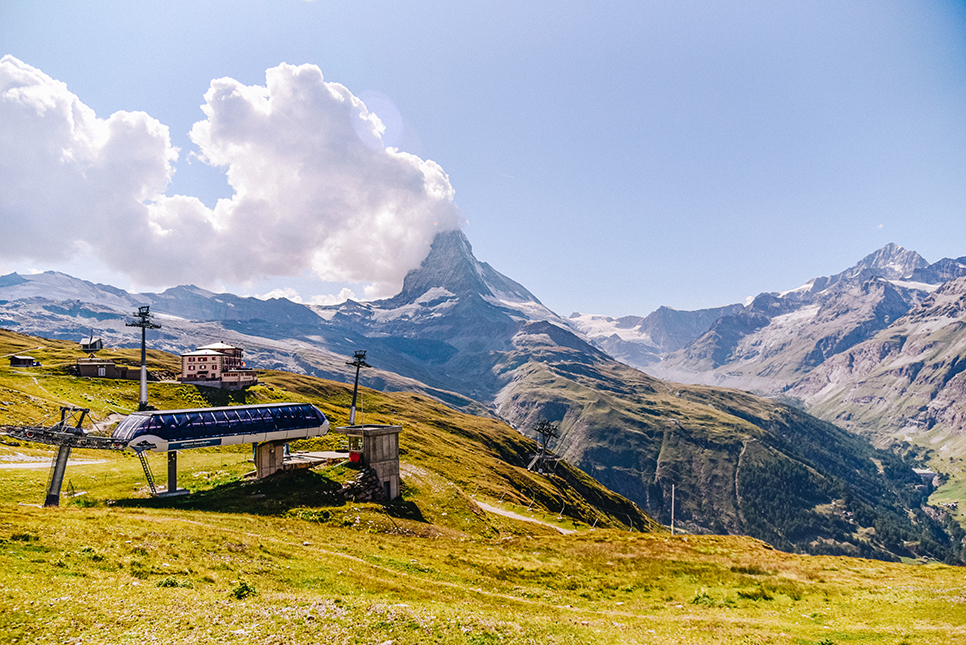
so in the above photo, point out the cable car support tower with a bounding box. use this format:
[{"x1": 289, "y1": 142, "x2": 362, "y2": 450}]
[{"x1": 126, "y1": 305, "x2": 160, "y2": 412}]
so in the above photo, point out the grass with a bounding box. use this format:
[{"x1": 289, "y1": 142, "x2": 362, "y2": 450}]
[
  {"x1": 1, "y1": 462, "x2": 962, "y2": 644},
  {"x1": 2, "y1": 329, "x2": 966, "y2": 642},
  {"x1": 1, "y1": 502, "x2": 965, "y2": 644}
]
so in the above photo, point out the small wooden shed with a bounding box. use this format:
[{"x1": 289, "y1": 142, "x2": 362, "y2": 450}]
[
  {"x1": 76, "y1": 358, "x2": 133, "y2": 379},
  {"x1": 81, "y1": 337, "x2": 104, "y2": 354}
]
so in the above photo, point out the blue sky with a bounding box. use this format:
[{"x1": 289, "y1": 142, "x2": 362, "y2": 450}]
[{"x1": 2, "y1": 1, "x2": 965, "y2": 317}]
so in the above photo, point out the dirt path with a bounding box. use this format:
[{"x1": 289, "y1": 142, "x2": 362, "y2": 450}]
[
  {"x1": 1, "y1": 345, "x2": 45, "y2": 359},
  {"x1": 0, "y1": 459, "x2": 107, "y2": 469},
  {"x1": 475, "y1": 500, "x2": 576, "y2": 535}
]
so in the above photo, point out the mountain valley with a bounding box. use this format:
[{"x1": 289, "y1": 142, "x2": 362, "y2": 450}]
[
  {"x1": 1, "y1": 235, "x2": 965, "y2": 561},
  {"x1": 577, "y1": 245, "x2": 966, "y2": 460}
]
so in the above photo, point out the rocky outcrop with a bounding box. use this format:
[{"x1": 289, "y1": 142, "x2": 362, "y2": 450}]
[
  {"x1": 648, "y1": 246, "x2": 936, "y2": 395},
  {"x1": 789, "y1": 277, "x2": 966, "y2": 440},
  {"x1": 341, "y1": 467, "x2": 388, "y2": 503}
]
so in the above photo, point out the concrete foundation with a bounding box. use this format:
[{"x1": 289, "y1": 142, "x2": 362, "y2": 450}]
[{"x1": 254, "y1": 441, "x2": 286, "y2": 478}]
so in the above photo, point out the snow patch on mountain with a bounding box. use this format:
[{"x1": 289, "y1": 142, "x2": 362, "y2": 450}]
[
  {"x1": 484, "y1": 282, "x2": 532, "y2": 304},
  {"x1": 153, "y1": 312, "x2": 191, "y2": 322},
  {"x1": 568, "y1": 313, "x2": 654, "y2": 344},
  {"x1": 372, "y1": 296, "x2": 459, "y2": 323},
  {"x1": 887, "y1": 279, "x2": 939, "y2": 293},
  {"x1": 779, "y1": 280, "x2": 817, "y2": 298},
  {"x1": 771, "y1": 303, "x2": 821, "y2": 327},
  {"x1": 0, "y1": 272, "x2": 148, "y2": 309},
  {"x1": 727, "y1": 305, "x2": 821, "y2": 364},
  {"x1": 415, "y1": 287, "x2": 455, "y2": 304},
  {"x1": 481, "y1": 294, "x2": 562, "y2": 324}
]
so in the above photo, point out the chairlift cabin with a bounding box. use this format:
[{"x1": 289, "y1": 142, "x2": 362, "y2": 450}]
[
  {"x1": 112, "y1": 402, "x2": 330, "y2": 489},
  {"x1": 112, "y1": 402, "x2": 329, "y2": 452}
]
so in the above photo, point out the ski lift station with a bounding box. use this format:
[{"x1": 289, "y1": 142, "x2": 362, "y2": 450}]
[
  {"x1": 2, "y1": 306, "x2": 401, "y2": 506},
  {"x1": 5, "y1": 402, "x2": 402, "y2": 506}
]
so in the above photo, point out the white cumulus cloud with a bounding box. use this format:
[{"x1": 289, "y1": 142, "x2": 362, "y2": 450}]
[
  {"x1": 0, "y1": 55, "x2": 177, "y2": 264},
  {"x1": 0, "y1": 56, "x2": 464, "y2": 298}
]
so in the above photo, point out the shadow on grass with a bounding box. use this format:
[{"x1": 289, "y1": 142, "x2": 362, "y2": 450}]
[
  {"x1": 383, "y1": 498, "x2": 426, "y2": 522},
  {"x1": 112, "y1": 468, "x2": 428, "y2": 524},
  {"x1": 189, "y1": 386, "x2": 254, "y2": 408},
  {"x1": 114, "y1": 469, "x2": 346, "y2": 515}
]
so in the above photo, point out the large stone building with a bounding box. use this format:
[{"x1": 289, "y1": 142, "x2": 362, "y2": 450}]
[{"x1": 179, "y1": 342, "x2": 258, "y2": 390}]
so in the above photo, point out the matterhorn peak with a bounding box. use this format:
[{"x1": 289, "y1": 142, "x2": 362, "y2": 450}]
[{"x1": 389, "y1": 230, "x2": 541, "y2": 306}]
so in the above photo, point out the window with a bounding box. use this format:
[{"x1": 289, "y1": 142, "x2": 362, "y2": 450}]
[
  {"x1": 186, "y1": 413, "x2": 205, "y2": 438},
  {"x1": 274, "y1": 406, "x2": 296, "y2": 430},
  {"x1": 238, "y1": 408, "x2": 266, "y2": 433},
  {"x1": 200, "y1": 412, "x2": 217, "y2": 432},
  {"x1": 253, "y1": 407, "x2": 274, "y2": 430}
]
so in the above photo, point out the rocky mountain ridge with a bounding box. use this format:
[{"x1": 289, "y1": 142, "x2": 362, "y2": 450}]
[
  {"x1": 568, "y1": 303, "x2": 745, "y2": 368},
  {"x1": 0, "y1": 233, "x2": 959, "y2": 560},
  {"x1": 576, "y1": 243, "x2": 961, "y2": 376},
  {"x1": 791, "y1": 276, "x2": 966, "y2": 443},
  {"x1": 569, "y1": 244, "x2": 966, "y2": 448}
]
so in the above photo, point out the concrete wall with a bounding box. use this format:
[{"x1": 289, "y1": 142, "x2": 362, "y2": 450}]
[{"x1": 335, "y1": 425, "x2": 402, "y2": 500}]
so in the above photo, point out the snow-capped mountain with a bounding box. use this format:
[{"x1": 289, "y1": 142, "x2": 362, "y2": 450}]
[
  {"x1": 0, "y1": 233, "x2": 959, "y2": 560},
  {"x1": 568, "y1": 304, "x2": 744, "y2": 367},
  {"x1": 0, "y1": 271, "x2": 148, "y2": 309},
  {"x1": 650, "y1": 273, "x2": 929, "y2": 392},
  {"x1": 568, "y1": 242, "x2": 966, "y2": 451},
  {"x1": 645, "y1": 244, "x2": 957, "y2": 392},
  {"x1": 0, "y1": 230, "x2": 569, "y2": 405},
  {"x1": 307, "y1": 230, "x2": 572, "y2": 399},
  {"x1": 314, "y1": 229, "x2": 566, "y2": 331},
  {"x1": 790, "y1": 275, "x2": 966, "y2": 445},
  {"x1": 827, "y1": 241, "x2": 930, "y2": 284},
  {"x1": 570, "y1": 244, "x2": 960, "y2": 381},
  {"x1": 380, "y1": 229, "x2": 548, "y2": 312}
]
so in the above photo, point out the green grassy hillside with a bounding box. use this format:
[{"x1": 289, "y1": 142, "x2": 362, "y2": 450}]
[
  {"x1": 4, "y1": 494, "x2": 966, "y2": 643},
  {"x1": 0, "y1": 329, "x2": 654, "y2": 533},
  {"x1": 494, "y1": 325, "x2": 966, "y2": 563},
  {"x1": 3, "y1": 329, "x2": 966, "y2": 643}
]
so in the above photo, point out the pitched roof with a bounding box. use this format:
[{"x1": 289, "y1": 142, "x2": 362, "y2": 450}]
[{"x1": 197, "y1": 342, "x2": 239, "y2": 350}]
